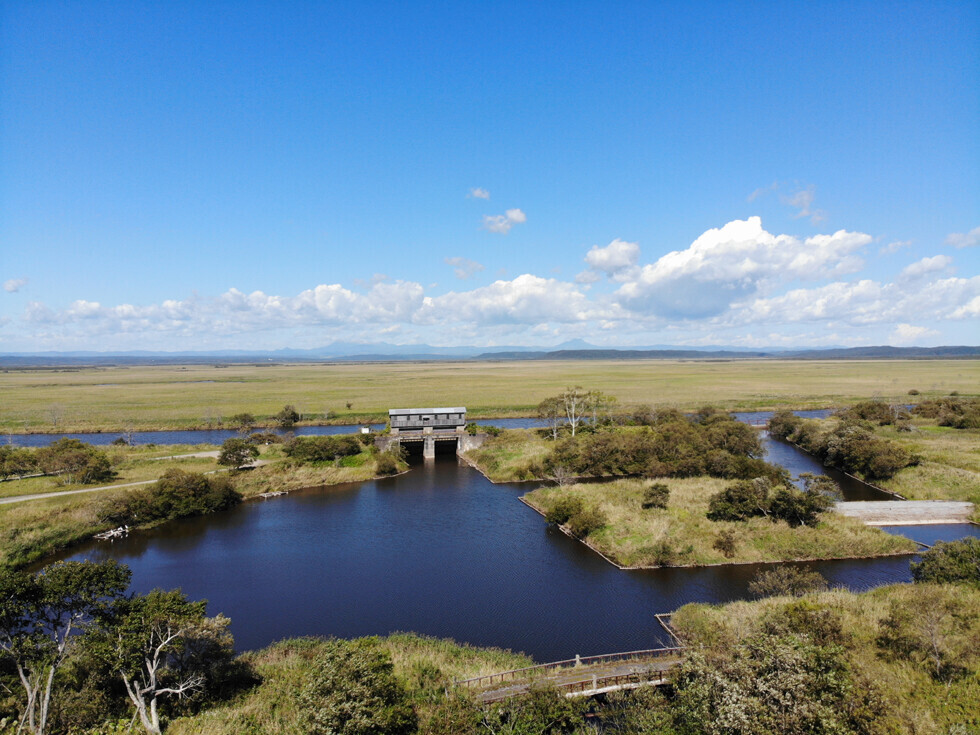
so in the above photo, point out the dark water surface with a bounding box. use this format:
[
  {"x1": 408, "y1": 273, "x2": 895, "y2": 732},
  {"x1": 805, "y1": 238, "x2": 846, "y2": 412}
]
[{"x1": 57, "y1": 454, "x2": 950, "y2": 661}]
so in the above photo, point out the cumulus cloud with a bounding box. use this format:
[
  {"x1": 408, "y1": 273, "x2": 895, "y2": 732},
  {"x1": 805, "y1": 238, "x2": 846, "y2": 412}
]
[
  {"x1": 946, "y1": 226, "x2": 980, "y2": 249},
  {"x1": 3, "y1": 278, "x2": 27, "y2": 293},
  {"x1": 735, "y1": 275, "x2": 980, "y2": 327},
  {"x1": 483, "y1": 208, "x2": 527, "y2": 234},
  {"x1": 899, "y1": 255, "x2": 952, "y2": 280},
  {"x1": 468, "y1": 187, "x2": 490, "y2": 200},
  {"x1": 891, "y1": 324, "x2": 940, "y2": 344},
  {"x1": 583, "y1": 239, "x2": 640, "y2": 281},
  {"x1": 444, "y1": 257, "x2": 485, "y2": 279},
  {"x1": 612, "y1": 217, "x2": 869, "y2": 319},
  {"x1": 420, "y1": 275, "x2": 601, "y2": 325}
]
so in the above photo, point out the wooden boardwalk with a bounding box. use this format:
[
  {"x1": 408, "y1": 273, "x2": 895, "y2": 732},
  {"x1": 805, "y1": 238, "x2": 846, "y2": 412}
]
[{"x1": 456, "y1": 647, "x2": 685, "y2": 703}]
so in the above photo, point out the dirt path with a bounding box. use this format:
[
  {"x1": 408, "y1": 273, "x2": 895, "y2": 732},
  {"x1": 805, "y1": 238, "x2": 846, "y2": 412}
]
[{"x1": 835, "y1": 500, "x2": 975, "y2": 525}]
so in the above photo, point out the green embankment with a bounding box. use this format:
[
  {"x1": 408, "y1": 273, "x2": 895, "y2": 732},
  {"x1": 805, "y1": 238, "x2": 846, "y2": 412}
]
[{"x1": 523, "y1": 478, "x2": 917, "y2": 567}]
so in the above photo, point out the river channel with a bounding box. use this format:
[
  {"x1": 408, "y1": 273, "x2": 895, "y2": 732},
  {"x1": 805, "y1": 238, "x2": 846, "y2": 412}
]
[{"x1": 47, "y1": 414, "x2": 979, "y2": 660}]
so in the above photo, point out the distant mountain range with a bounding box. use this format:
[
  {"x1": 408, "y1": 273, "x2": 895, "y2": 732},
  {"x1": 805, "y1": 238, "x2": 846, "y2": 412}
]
[{"x1": 1, "y1": 342, "x2": 977, "y2": 367}]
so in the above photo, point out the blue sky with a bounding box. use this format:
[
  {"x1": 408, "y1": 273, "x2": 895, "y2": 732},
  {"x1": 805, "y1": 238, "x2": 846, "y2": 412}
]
[{"x1": 1, "y1": 0, "x2": 978, "y2": 351}]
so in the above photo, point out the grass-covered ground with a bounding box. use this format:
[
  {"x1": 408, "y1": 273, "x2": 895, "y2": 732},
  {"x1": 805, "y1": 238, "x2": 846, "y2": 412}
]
[
  {"x1": 874, "y1": 422, "x2": 980, "y2": 510},
  {"x1": 671, "y1": 583, "x2": 980, "y2": 733},
  {"x1": 1, "y1": 359, "x2": 976, "y2": 432},
  {"x1": 0, "y1": 444, "x2": 405, "y2": 569},
  {"x1": 0, "y1": 443, "x2": 222, "y2": 499},
  {"x1": 523, "y1": 478, "x2": 917, "y2": 567},
  {"x1": 166, "y1": 633, "x2": 533, "y2": 735},
  {"x1": 463, "y1": 429, "x2": 551, "y2": 482}
]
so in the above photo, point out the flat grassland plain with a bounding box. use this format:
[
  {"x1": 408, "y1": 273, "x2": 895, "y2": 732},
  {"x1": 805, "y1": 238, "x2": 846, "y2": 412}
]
[{"x1": 1, "y1": 359, "x2": 977, "y2": 432}]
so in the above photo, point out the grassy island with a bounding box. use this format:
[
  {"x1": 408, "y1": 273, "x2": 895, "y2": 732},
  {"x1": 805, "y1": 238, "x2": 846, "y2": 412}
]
[{"x1": 523, "y1": 478, "x2": 916, "y2": 567}]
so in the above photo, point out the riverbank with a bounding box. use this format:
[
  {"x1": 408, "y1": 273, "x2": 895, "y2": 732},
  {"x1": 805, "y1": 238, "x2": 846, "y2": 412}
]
[
  {"x1": 0, "y1": 445, "x2": 408, "y2": 569},
  {"x1": 522, "y1": 478, "x2": 918, "y2": 568}
]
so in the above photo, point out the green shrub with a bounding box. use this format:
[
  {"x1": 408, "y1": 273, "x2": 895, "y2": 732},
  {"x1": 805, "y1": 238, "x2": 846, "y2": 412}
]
[
  {"x1": 96, "y1": 469, "x2": 241, "y2": 526},
  {"x1": 748, "y1": 566, "x2": 828, "y2": 598},
  {"x1": 375, "y1": 452, "x2": 401, "y2": 476},
  {"x1": 545, "y1": 496, "x2": 584, "y2": 525},
  {"x1": 641, "y1": 483, "x2": 670, "y2": 509},
  {"x1": 284, "y1": 435, "x2": 363, "y2": 464},
  {"x1": 299, "y1": 637, "x2": 417, "y2": 735},
  {"x1": 707, "y1": 478, "x2": 771, "y2": 522},
  {"x1": 712, "y1": 529, "x2": 737, "y2": 558},
  {"x1": 911, "y1": 538, "x2": 980, "y2": 587},
  {"x1": 567, "y1": 506, "x2": 607, "y2": 538}
]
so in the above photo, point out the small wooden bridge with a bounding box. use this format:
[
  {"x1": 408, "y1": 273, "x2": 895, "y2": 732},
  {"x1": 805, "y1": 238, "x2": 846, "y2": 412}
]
[{"x1": 455, "y1": 646, "x2": 685, "y2": 703}]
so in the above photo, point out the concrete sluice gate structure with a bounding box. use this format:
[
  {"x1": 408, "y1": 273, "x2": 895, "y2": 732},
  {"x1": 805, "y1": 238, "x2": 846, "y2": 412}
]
[{"x1": 381, "y1": 407, "x2": 483, "y2": 458}]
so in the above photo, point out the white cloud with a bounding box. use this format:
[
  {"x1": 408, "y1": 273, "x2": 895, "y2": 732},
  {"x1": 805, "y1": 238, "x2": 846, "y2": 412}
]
[
  {"x1": 584, "y1": 239, "x2": 640, "y2": 281},
  {"x1": 444, "y1": 257, "x2": 485, "y2": 279},
  {"x1": 482, "y1": 208, "x2": 527, "y2": 234},
  {"x1": 421, "y1": 275, "x2": 599, "y2": 325},
  {"x1": 575, "y1": 270, "x2": 601, "y2": 285},
  {"x1": 891, "y1": 324, "x2": 940, "y2": 344},
  {"x1": 880, "y1": 240, "x2": 911, "y2": 254},
  {"x1": 899, "y1": 255, "x2": 952, "y2": 280},
  {"x1": 780, "y1": 185, "x2": 826, "y2": 224},
  {"x1": 613, "y1": 217, "x2": 869, "y2": 318},
  {"x1": 946, "y1": 226, "x2": 980, "y2": 249},
  {"x1": 734, "y1": 275, "x2": 980, "y2": 327},
  {"x1": 3, "y1": 278, "x2": 27, "y2": 293},
  {"x1": 468, "y1": 187, "x2": 490, "y2": 200}
]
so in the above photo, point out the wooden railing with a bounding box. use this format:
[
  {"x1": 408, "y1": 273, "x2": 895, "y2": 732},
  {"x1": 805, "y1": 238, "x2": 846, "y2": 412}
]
[{"x1": 456, "y1": 647, "x2": 684, "y2": 689}]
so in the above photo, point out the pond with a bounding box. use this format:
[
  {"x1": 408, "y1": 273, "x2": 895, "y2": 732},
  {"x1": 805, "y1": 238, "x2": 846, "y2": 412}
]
[{"x1": 54, "y1": 450, "x2": 977, "y2": 661}]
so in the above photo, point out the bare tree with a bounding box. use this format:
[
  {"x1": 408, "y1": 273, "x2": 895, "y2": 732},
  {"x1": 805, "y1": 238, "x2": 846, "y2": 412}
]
[
  {"x1": 537, "y1": 396, "x2": 565, "y2": 440},
  {"x1": 560, "y1": 387, "x2": 587, "y2": 437},
  {"x1": 547, "y1": 465, "x2": 576, "y2": 487}
]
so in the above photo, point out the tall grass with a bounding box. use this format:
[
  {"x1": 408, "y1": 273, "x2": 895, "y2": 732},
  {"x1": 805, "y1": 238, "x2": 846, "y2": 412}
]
[
  {"x1": 166, "y1": 634, "x2": 533, "y2": 735},
  {"x1": 671, "y1": 584, "x2": 980, "y2": 734}
]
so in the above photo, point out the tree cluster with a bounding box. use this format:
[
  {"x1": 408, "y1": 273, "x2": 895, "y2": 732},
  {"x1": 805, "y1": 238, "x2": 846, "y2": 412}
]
[
  {"x1": 0, "y1": 561, "x2": 239, "y2": 735},
  {"x1": 25, "y1": 439, "x2": 117, "y2": 486},
  {"x1": 706, "y1": 473, "x2": 835, "y2": 527},
  {"x1": 538, "y1": 407, "x2": 785, "y2": 484},
  {"x1": 0, "y1": 445, "x2": 39, "y2": 480},
  {"x1": 768, "y1": 410, "x2": 918, "y2": 481},
  {"x1": 96, "y1": 469, "x2": 242, "y2": 527},
  {"x1": 912, "y1": 395, "x2": 980, "y2": 429},
  {"x1": 536, "y1": 387, "x2": 617, "y2": 439},
  {"x1": 283, "y1": 435, "x2": 365, "y2": 464}
]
